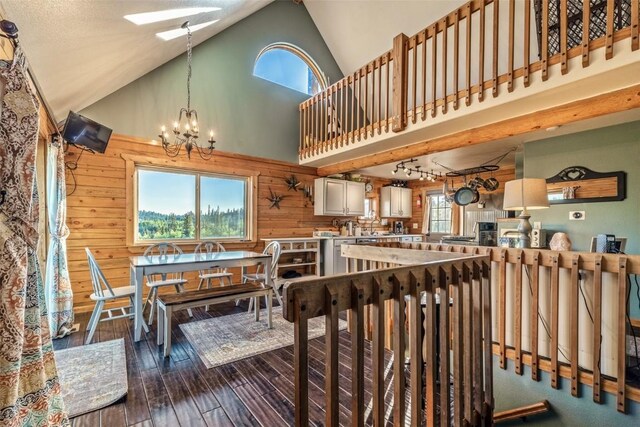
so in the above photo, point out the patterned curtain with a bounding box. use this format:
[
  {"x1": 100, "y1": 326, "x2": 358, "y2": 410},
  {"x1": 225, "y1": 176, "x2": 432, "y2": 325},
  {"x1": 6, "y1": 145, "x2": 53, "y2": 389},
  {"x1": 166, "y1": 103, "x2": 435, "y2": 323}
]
[
  {"x1": 450, "y1": 201, "x2": 461, "y2": 235},
  {"x1": 0, "y1": 46, "x2": 69, "y2": 426},
  {"x1": 45, "y1": 143, "x2": 74, "y2": 338}
]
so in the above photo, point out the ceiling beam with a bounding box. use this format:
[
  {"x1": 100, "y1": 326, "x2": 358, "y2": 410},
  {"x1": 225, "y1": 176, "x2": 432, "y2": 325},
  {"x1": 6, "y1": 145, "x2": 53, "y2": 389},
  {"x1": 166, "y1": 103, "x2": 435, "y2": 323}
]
[{"x1": 317, "y1": 83, "x2": 640, "y2": 177}]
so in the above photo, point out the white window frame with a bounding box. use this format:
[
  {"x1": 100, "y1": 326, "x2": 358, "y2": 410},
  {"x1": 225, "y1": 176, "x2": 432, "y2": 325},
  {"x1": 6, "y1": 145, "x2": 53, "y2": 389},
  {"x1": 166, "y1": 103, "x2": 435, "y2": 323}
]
[
  {"x1": 427, "y1": 193, "x2": 452, "y2": 236},
  {"x1": 123, "y1": 154, "x2": 258, "y2": 247}
]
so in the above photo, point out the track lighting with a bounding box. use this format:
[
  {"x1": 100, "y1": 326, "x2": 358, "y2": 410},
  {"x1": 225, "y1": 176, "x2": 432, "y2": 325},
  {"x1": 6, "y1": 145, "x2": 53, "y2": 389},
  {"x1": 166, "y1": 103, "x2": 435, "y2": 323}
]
[{"x1": 391, "y1": 158, "x2": 440, "y2": 182}]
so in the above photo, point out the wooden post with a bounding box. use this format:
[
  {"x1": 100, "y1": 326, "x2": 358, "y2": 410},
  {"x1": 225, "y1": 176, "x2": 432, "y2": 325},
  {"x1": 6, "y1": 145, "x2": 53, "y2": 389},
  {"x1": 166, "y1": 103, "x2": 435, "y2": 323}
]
[
  {"x1": 593, "y1": 254, "x2": 603, "y2": 403},
  {"x1": 324, "y1": 284, "x2": 339, "y2": 427},
  {"x1": 616, "y1": 257, "x2": 628, "y2": 413},
  {"x1": 409, "y1": 273, "x2": 424, "y2": 426},
  {"x1": 570, "y1": 254, "x2": 580, "y2": 397},
  {"x1": 392, "y1": 33, "x2": 408, "y2": 132},
  {"x1": 351, "y1": 280, "x2": 365, "y2": 425},
  {"x1": 294, "y1": 293, "x2": 309, "y2": 426},
  {"x1": 372, "y1": 278, "x2": 386, "y2": 427}
]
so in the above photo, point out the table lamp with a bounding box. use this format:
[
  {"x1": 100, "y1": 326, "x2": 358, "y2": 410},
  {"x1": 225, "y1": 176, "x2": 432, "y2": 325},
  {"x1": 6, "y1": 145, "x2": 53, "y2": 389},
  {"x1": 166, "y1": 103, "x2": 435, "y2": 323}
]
[{"x1": 502, "y1": 178, "x2": 550, "y2": 248}]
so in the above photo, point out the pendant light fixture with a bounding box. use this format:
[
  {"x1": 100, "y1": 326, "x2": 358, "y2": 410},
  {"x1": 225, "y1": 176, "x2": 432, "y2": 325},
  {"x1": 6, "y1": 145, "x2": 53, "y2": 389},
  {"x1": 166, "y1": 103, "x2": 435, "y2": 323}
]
[{"x1": 159, "y1": 21, "x2": 216, "y2": 160}]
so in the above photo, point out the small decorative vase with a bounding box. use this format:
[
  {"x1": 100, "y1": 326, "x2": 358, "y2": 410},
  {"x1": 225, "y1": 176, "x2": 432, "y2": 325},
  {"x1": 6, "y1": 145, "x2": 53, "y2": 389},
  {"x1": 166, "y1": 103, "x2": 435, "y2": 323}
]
[{"x1": 549, "y1": 232, "x2": 572, "y2": 251}]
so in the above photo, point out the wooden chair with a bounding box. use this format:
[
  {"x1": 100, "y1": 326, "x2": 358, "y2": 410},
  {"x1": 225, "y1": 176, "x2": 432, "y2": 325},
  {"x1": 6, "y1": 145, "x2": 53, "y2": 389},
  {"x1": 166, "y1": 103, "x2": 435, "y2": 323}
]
[
  {"x1": 142, "y1": 242, "x2": 192, "y2": 325},
  {"x1": 85, "y1": 248, "x2": 149, "y2": 344},
  {"x1": 194, "y1": 241, "x2": 233, "y2": 310},
  {"x1": 242, "y1": 241, "x2": 282, "y2": 311}
]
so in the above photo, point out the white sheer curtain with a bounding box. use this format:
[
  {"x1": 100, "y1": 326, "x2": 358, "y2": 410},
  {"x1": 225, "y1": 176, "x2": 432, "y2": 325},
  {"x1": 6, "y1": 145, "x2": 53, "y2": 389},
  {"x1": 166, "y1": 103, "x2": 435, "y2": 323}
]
[{"x1": 421, "y1": 191, "x2": 431, "y2": 235}]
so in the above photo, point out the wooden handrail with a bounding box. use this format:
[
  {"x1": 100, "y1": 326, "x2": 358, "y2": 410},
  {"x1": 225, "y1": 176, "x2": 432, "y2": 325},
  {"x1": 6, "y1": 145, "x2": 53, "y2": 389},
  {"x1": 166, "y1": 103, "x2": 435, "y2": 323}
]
[
  {"x1": 283, "y1": 253, "x2": 493, "y2": 426},
  {"x1": 370, "y1": 242, "x2": 640, "y2": 413},
  {"x1": 298, "y1": 0, "x2": 638, "y2": 160}
]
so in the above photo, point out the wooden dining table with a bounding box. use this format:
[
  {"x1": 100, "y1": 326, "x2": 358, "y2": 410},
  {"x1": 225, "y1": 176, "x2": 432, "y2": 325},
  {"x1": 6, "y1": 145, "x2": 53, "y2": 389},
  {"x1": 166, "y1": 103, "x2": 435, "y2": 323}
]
[{"x1": 130, "y1": 250, "x2": 273, "y2": 342}]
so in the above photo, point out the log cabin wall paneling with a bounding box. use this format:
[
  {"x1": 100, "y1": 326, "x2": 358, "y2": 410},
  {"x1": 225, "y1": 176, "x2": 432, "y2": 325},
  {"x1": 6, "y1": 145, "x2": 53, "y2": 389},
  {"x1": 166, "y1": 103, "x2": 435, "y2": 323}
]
[{"x1": 66, "y1": 134, "x2": 390, "y2": 313}]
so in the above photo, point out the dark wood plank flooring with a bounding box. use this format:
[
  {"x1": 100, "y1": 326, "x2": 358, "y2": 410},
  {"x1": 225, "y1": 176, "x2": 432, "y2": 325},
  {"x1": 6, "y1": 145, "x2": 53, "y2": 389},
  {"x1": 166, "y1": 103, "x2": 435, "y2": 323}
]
[{"x1": 55, "y1": 301, "x2": 426, "y2": 427}]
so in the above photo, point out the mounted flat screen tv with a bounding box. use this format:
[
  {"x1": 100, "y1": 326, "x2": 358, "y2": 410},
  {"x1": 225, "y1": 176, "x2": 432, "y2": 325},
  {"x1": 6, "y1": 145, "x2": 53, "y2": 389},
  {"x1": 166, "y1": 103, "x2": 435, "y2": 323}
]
[{"x1": 62, "y1": 111, "x2": 112, "y2": 153}]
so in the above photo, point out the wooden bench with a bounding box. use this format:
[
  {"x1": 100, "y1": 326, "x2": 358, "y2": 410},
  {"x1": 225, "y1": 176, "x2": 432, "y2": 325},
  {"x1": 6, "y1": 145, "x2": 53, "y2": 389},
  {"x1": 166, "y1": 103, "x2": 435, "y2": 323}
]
[{"x1": 156, "y1": 282, "x2": 273, "y2": 357}]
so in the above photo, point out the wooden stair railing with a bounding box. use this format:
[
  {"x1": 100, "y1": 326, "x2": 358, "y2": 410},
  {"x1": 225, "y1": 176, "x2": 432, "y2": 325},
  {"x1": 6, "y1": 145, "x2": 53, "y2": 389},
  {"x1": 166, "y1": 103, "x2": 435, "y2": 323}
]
[
  {"x1": 282, "y1": 253, "x2": 493, "y2": 426},
  {"x1": 372, "y1": 242, "x2": 640, "y2": 414},
  {"x1": 299, "y1": 0, "x2": 640, "y2": 160}
]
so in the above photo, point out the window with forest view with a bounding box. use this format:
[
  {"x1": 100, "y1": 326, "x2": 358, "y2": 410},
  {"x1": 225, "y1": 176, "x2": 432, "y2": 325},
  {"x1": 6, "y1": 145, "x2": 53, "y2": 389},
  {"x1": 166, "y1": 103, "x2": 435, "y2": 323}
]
[{"x1": 136, "y1": 168, "x2": 248, "y2": 242}]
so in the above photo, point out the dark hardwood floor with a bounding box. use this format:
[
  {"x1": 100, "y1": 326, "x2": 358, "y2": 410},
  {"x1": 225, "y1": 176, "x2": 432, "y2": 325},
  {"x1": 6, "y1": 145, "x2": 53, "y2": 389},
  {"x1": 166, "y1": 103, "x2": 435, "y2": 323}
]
[{"x1": 54, "y1": 301, "x2": 409, "y2": 427}]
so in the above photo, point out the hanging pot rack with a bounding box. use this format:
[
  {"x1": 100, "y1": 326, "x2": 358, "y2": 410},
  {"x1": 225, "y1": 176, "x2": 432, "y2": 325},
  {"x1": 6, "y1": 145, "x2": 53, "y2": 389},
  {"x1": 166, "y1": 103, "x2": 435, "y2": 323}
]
[{"x1": 433, "y1": 149, "x2": 515, "y2": 178}]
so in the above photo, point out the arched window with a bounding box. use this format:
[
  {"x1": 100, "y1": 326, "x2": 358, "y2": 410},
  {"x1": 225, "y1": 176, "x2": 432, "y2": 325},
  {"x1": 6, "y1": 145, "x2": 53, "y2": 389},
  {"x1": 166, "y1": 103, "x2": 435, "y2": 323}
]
[{"x1": 254, "y1": 43, "x2": 328, "y2": 96}]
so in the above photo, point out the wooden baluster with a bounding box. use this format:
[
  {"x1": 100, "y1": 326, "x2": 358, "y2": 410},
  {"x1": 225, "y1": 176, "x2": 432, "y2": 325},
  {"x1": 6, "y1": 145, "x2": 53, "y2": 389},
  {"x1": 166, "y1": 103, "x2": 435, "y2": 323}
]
[
  {"x1": 617, "y1": 257, "x2": 628, "y2": 413},
  {"x1": 524, "y1": 0, "x2": 532, "y2": 86},
  {"x1": 452, "y1": 264, "x2": 464, "y2": 426},
  {"x1": 330, "y1": 86, "x2": 335, "y2": 150},
  {"x1": 431, "y1": 24, "x2": 438, "y2": 118},
  {"x1": 441, "y1": 17, "x2": 448, "y2": 114},
  {"x1": 542, "y1": 0, "x2": 549, "y2": 80},
  {"x1": 351, "y1": 280, "x2": 365, "y2": 425},
  {"x1": 372, "y1": 61, "x2": 376, "y2": 137},
  {"x1": 633, "y1": 0, "x2": 639, "y2": 51},
  {"x1": 377, "y1": 57, "x2": 382, "y2": 134},
  {"x1": 372, "y1": 278, "x2": 386, "y2": 427},
  {"x1": 465, "y1": 3, "x2": 472, "y2": 106},
  {"x1": 453, "y1": 10, "x2": 460, "y2": 110},
  {"x1": 313, "y1": 95, "x2": 318, "y2": 155},
  {"x1": 300, "y1": 103, "x2": 305, "y2": 158},
  {"x1": 409, "y1": 272, "x2": 423, "y2": 426},
  {"x1": 319, "y1": 92, "x2": 324, "y2": 153},
  {"x1": 439, "y1": 266, "x2": 451, "y2": 426},
  {"x1": 299, "y1": 104, "x2": 302, "y2": 157},
  {"x1": 324, "y1": 89, "x2": 329, "y2": 149},
  {"x1": 482, "y1": 260, "x2": 494, "y2": 423},
  {"x1": 422, "y1": 29, "x2": 428, "y2": 119},
  {"x1": 550, "y1": 256, "x2": 560, "y2": 388},
  {"x1": 606, "y1": 0, "x2": 615, "y2": 59},
  {"x1": 324, "y1": 284, "x2": 339, "y2": 427},
  {"x1": 514, "y1": 250, "x2": 523, "y2": 375},
  {"x1": 530, "y1": 251, "x2": 540, "y2": 381},
  {"x1": 499, "y1": 249, "x2": 507, "y2": 368},
  {"x1": 462, "y1": 263, "x2": 473, "y2": 424},
  {"x1": 340, "y1": 80, "x2": 345, "y2": 147},
  {"x1": 582, "y1": 0, "x2": 591, "y2": 67},
  {"x1": 392, "y1": 33, "x2": 408, "y2": 132},
  {"x1": 560, "y1": 0, "x2": 568, "y2": 74},
  {"x1": 479, "y1": 0, "x2": 486, "y2": 101},
  {"x1": 294, "y1": 293, "x2": 309, "y2": 426},
  {"x1": 356, "y1": 70, "x2": 362, "y2": 141},
  {"x1": 592, "y1": 254, "x2": 603, "y2": 403},
  {"x1": 364, "y1": 65, "x2": 369, "y2": 139},
  {"x1": 392, "y1": 275, "x2": 407, "y2": 426},
  {"x1": 472, "y1": 261, "x2": 483, "y2": 423},
  {"x1": 351, "y1": 73, "x2": 356, "y2": 144},
  {"x1": 412, "y1": 37, "x2": 417, "y2": 123},
  {"x1": 508, "y1": 0, "x2": 515, "y2": 92},
  {"x1": 425, "y1": 268, "x2": 438, "y2": 427},
  {"x1": 570, "y1": 254, "x2": 580, "y2": 397},
  {"x1": 492, "y1": 0, "x2": 499, "y2": 97},
  {"x1": 386, "y1": 52, "x2": 390, "y2": 132}
]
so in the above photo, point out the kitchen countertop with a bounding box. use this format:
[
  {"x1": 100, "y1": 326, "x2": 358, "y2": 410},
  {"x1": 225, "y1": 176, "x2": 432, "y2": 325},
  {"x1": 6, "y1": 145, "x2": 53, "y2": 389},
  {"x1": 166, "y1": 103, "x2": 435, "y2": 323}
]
[{"x1": 322, "y1": 234, "x2": 424, "y2": 240}]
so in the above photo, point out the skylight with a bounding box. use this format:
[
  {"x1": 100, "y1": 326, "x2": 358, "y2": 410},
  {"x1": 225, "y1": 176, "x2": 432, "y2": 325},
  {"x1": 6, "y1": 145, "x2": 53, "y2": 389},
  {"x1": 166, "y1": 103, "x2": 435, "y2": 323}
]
[
  {"x1": 156, "y1": 20, "x2": 219, "y2": 41},
  {"x1": 124, "y1": 7, "x2": 220, "y2": 25}
]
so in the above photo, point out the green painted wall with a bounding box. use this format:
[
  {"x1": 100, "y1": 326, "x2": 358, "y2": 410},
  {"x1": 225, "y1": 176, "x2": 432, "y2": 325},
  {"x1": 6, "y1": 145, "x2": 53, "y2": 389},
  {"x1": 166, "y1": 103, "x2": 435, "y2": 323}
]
[
  {"x1": 79, "y1": 1, "x2": 342, "y2": 163},
  {"x1": 524, "y1": 120, "x2": 640, "y2": 317},
  {"x1": 494, "y1": 358, "x2": 640, "y2": 426}
]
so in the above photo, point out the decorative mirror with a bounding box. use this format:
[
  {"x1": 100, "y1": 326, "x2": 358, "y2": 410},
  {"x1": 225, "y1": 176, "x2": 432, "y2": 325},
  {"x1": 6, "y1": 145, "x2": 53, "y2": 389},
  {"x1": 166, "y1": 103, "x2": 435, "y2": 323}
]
[{"x1": 546, "y1": 166, "x2": 626, "y2": 204}]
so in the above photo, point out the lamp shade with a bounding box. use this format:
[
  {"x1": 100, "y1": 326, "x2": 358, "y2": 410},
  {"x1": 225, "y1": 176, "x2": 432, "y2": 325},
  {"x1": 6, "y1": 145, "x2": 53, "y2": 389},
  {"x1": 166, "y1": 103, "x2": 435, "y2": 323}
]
[{"x1": 503, "y1": 178, "x2": 550, "y2": 211}]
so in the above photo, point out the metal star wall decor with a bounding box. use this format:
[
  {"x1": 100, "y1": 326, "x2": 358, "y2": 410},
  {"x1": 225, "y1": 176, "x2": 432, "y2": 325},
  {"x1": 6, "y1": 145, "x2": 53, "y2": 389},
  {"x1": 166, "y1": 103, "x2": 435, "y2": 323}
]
[
  {"x1": 285, "y1": 174, "x2": 301, "y2": 191},
  {"x1": 267, "y1": 187, "x2": 286, "y2": 209}
]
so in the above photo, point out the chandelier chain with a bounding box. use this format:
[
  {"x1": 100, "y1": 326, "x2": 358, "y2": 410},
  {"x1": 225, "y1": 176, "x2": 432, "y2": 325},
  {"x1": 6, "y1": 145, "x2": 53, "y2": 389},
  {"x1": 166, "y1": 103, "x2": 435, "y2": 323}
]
[{"x1": 186, "y1": 23, "x2": 192, "y2": 110}]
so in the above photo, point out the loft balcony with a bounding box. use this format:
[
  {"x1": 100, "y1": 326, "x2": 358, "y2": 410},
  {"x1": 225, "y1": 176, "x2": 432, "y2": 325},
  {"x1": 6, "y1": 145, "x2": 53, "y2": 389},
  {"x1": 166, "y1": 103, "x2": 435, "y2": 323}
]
[{"x1": 298, "y1": 0, "x2": 640, "y2": 173}]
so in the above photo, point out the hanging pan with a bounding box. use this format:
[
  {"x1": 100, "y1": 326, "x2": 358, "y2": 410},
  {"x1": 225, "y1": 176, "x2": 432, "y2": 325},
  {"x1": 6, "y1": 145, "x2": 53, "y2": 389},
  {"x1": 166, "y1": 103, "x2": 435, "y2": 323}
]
[
  {"x1": 483, "y1": 177, "x2": 499, "y2": 192},
  {"x1": 454, "y1": 186, "x2": 477, "y2": 206}
]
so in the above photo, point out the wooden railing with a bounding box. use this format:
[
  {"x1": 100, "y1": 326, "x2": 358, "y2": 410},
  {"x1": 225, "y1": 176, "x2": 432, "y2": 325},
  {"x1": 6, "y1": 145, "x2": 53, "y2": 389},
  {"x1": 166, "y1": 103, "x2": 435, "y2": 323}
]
[
  {"x1": 299, "y1": 0, "x2": 639, "y2": 160},
  {"x1": 372, "y1": 242, "x2": 640, "y2": 414},
  {"x1": 282, "y1": 251, "x2": 493, "y2": 426}
]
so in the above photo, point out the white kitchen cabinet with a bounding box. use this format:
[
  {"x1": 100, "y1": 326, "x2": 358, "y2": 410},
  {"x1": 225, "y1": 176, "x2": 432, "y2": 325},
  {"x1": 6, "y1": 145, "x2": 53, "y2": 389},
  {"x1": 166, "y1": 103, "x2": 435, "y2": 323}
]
[
  {"x1": 380, "y1": 186, "x2": 412, "y2": 218},
  {"x1": 314, "y1": 178, "x2": 365, "y2": 216}
]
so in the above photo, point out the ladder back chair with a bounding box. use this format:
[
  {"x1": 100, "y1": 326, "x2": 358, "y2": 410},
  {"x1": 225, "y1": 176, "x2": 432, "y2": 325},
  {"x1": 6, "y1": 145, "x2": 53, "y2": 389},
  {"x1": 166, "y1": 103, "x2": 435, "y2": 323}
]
[
  {"x1": 142, "y1": 242, "x2": 192, "y2": 325},
  {"x1": 85, "y1": 248, "x2": 149, "y2": 344},
  {"x1": 194, "y1": 241, "x2": 234, "y2": 310},
  {"x1": 242, "y1": 241, "x2": 282, "y2": 312}
]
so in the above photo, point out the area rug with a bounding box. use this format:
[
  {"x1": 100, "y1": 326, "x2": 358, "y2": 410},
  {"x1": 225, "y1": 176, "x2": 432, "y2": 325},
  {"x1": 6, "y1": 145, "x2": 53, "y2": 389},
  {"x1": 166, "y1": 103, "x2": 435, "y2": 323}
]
[
  {"x1": 54, "y1": 338, "x2": 127, "y2": 418},
  {"x1": 180, "y1": 306, "x2": 347, "y2": 369}
]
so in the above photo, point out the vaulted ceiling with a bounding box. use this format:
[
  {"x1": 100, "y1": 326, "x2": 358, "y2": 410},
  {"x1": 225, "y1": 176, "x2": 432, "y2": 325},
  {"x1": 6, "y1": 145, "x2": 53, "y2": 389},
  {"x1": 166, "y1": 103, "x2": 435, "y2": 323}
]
[{"x1": 0, "y1": 0, "x2": 274, "y2": 121}]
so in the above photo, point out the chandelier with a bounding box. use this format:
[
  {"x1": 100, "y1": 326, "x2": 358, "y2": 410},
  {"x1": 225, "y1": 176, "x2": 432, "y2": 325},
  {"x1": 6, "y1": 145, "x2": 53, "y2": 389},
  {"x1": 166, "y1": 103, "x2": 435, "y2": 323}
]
[{"x1": 159, "y1": 21, "x2": 215, "y2": 160}]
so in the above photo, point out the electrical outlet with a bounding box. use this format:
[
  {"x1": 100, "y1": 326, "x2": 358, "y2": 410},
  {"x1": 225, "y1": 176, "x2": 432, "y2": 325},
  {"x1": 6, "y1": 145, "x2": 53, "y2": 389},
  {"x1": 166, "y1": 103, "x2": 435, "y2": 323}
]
[
  {"x1": 569, "y1": 211, "x2": 585, "y2": 220},
  {"x1": 533, "y1": 221, "x2": 542, "y2": 229},
  {"x1": 412, "y1": 223, "x2": 418, "y2": 229}
]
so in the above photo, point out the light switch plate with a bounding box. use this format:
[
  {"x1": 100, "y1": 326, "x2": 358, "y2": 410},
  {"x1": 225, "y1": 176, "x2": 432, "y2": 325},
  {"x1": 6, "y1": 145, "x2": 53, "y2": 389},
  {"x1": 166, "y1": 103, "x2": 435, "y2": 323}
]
[
  {"x1": 569, "y1": 211, "x2": 585, "y2": 220},
  {"x1": 533, "y1": 221, "x2": 542, "y2": 229},
  {"x1": 412, "y1": 223, "x2": 418, "y2": 229}
]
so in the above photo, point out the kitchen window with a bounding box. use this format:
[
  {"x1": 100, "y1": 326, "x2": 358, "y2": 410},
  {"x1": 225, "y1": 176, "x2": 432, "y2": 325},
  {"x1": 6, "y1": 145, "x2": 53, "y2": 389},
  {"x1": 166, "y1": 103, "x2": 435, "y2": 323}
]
[
  {"x1": 428, "y1": 194, "x2": 452, "y2": 234},
  {"x1": 135, "y1": 167, "x2": 251, "y2": 243}
]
